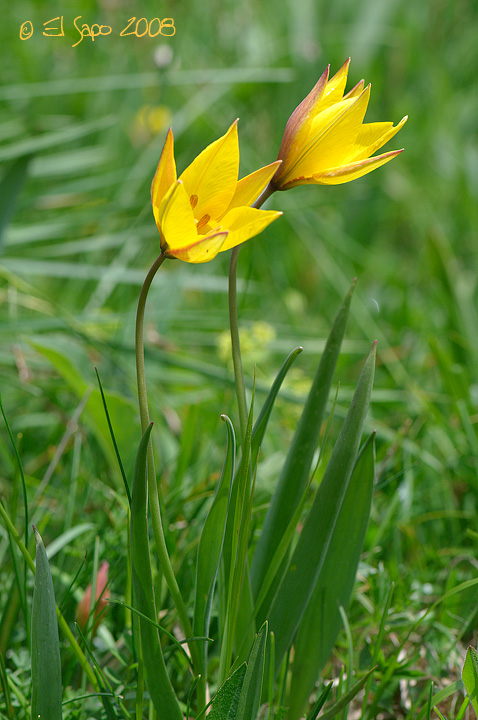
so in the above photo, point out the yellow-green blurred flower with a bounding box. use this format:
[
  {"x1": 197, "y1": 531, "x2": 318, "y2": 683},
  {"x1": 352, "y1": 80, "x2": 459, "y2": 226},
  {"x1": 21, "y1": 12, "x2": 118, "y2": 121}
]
[
  {"x1": 271, "y1": 59, "x2": 407, "y2": 190},
  {"x1": 151, "y1": 121, "x2": 282, "y2": 263},
  {"x1": 217, "y1": 321, "x2": 276, "y2": 367},
  {"x1": 132, "y1": 104, "x2": 173, "y2": 144}
]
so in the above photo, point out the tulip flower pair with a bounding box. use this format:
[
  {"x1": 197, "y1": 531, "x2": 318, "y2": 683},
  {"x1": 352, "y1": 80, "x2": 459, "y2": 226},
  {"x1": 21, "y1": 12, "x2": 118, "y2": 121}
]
[{"x1": 151, "y1": 59, "x2": 407, "y2": 263}]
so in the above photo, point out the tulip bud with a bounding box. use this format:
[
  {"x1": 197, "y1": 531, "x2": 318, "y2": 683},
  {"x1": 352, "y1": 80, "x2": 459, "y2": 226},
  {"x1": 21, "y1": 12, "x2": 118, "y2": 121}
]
[{"x1": 76, "y1": 561, "x2": 110, "y2": 636}]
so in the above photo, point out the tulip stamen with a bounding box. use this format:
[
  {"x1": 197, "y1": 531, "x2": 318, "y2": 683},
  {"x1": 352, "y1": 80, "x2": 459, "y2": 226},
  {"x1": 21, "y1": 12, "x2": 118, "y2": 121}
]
[{"x1": 196, "y1": 214, "x2": 211, "y2": 231}]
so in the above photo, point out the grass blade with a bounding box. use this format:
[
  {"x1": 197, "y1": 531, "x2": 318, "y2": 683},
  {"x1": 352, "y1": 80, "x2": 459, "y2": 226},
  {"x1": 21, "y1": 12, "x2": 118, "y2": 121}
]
[
  {"x1": 0, "y1": 116, "x2": 115, "y2": 161},
  {"x1": 305, "y1": 681, "x2": 333, "y2": 720},
  {"x1": 319, "y1": 666, "x2": 376, "y2": 720},
  {"x1": 31, "y1": 527, "x2": 62, "y2": 720},
  {"x1": 0, "y1": 155, "x2": 30, "y2": 254},
  {"x1": 95, "y1": 368, "x2": 131, "y2": 507},
  {"x1": 0, "y1": 646, "x2": 14, "y2": 720}
]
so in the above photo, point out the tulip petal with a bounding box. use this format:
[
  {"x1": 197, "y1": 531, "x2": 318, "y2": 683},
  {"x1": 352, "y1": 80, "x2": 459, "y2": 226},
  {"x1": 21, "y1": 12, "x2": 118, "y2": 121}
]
[
  {"x1": 167, "y1": 231, "x2": 229, "y2": 263},
  {"x1": 311, "y1": 148, "x2": 404, "y2": 185},
  {"x1": 179, "y1": 120, "x2": 239, "y2": 221},
  {"x1": 348, "y1": 116, "x2": 408, "y2": 162},
  {"x1": 277, "y1": 66, "x2": 330, "y2": 167},
  {"x1": 318, "y1": 57, "x2": 351, "y2": 110},
  {"x1": 219, "y1": 206, "x2": 282, "y2": 252},
  {"x1": 151, "y1": 129, "x2": 177, "y2": 209},
  {"x1": 157, "y1": 180, "x2": 198, "y2": 253},
  {"x1": 344, "y1": 79, "x2": 365, "y2": 99},
  {"x1": 296, "y1": 86, "x2": 371, "y2": 176},
  {"x1": 224, "y1": 161, "x2": 282, "y2": 213}
]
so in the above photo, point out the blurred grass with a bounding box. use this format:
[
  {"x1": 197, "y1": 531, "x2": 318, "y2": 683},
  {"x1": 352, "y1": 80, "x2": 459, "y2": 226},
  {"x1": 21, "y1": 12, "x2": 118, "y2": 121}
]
[{"x1": 1, "y1": 0, "x2": 478, "y2": 716}]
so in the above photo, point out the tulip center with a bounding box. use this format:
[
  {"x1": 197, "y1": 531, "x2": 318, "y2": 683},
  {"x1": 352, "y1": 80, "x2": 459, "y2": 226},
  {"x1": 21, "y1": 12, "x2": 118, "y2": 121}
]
[{"x1": 190, "y1": 194, "x2": 198, "y2": 209}]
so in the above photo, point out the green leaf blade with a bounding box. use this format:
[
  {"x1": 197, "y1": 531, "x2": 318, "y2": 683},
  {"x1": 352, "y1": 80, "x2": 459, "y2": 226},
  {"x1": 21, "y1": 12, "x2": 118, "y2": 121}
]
[
  {"x1": 130, "y1": 424, "x2": 182, "y2": 720},
  {"x1": 251, "y1": 281, "x2": 356, "y2": 605},
  {"x1": 463, "y1": 646, "x2": 478, "y2": 717},
  {"x1": 193, "y1": 415, "x2": 236, "y2": 670},
  {"x1": 267, "y1": 341, "x2": 376, "y2": 671},
  {"x1": 288, "y1": 433, "x2": 376, "y2": 720},
  {"x1": 208, "y1": 664, "x2": 247, "y2": 720},
  {"x1": 31, "y1": 527, "x2": 63, "y2": 720},
  {"x1": 237, "y1": 622, "x2": 268, "y2": 720}
]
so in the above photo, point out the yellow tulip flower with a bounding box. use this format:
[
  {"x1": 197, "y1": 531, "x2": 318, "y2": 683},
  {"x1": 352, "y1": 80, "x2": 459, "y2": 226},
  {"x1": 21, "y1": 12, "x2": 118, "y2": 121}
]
[
  {"x1": 151, "y1": 121, "x2": 282, "y2": 263},
  {"x1": 271, "y1": 59, "x2": 407, "y2": 190}
]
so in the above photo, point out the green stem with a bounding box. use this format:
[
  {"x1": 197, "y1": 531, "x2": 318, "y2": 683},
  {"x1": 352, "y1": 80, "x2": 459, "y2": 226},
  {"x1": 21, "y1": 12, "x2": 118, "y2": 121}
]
[
  {"x1": 227, "y1": 182, "x2": 276, "y2": 440},
  {"x1": 135, "y1": 253, "x2": 201, "y2": 677},
  {"x1": 135, "y1": 253, "x2": 167, "y2": 433},
  {"x1": 228, "y1": 246, "x2": 248, "y2": 441}
]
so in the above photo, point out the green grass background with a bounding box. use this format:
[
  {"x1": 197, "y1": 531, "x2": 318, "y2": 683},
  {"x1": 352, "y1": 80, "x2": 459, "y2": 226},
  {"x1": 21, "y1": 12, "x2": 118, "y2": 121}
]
[{"x1": 1, "y1": 0, "x2": 478, "y2": 716}]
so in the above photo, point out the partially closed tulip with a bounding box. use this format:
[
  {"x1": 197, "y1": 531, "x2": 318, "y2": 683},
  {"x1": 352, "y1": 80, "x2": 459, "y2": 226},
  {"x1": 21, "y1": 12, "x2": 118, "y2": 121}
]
[{"x1": 271, "y1": 59, "x2": 407, "y2": 190}]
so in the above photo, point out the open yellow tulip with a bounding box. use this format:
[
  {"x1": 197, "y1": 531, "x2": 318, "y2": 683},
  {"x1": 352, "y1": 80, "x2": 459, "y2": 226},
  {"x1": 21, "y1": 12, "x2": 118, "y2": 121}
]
[
  {"x1": 271, "y1": 59, "x2": 407, "y2": 190},
  {"x1": 151, "y1": 121, "x2": 282, "y2": 263}
]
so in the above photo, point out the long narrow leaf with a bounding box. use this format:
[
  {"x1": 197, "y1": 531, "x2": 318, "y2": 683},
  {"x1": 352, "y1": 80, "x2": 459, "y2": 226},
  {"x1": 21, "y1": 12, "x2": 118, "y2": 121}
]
[
  {"x1": 0, "y1": 116, "x2": 115, "y2": 161},
  {"x1": 463, "y1": 646, "x2": 478, "y2": 717},
  {"x1": 207, "y1": 663, "x2": 247, "y2": 720},
  {"x1": 0, "y1": 649, "x2": 13, "y2": 720},
  {"x1": 305, "y1": 681, "x2": 333, "y2": 720},
  {"x1": 130, "y1": 423, "x2": 182, "y2": 720},
  {"x1": 219, "y1": 395, "x2": 255, "y2": 683},
  {"x1": 251, "y1": 346, "x2": 303, "y2": 469},
  {"x1": 288, "y1": 433, "x2": 375, "y2": 720},
  {"x1": 237, "y1": 622, "x2": 268, "y2": 720},
  {"x1": 31, "y1": 527, "x2": 62, "y2": 720},
  {"x1": 194, "y1": 416, "x2": 235, "y2": 675},
  {"x1": 95, "y1": 368, "x2": 131, "y2": 506},
  {"x1": 268, "y1": 341, "x2": 376, "y2": 670},
  {"x1": 251, "y1": 281, "x2": 356, "y2": 602}
]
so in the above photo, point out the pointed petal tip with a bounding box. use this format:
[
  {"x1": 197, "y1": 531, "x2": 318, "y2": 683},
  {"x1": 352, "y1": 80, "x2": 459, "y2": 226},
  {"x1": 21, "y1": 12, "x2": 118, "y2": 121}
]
[{"x1": 319, "y1": 64, "x2": 330, "y2": 81}]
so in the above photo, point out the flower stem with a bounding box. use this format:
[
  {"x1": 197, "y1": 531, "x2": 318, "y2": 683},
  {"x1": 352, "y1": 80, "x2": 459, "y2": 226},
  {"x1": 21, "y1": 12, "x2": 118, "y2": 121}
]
[
  {"x1": 135, "y1": 252, "x2": 201, "y2": 678},
  {"x1": 228, "y1": 183, "x2": 276, "y2": 439},
  {"x1": 228, "y1": 246, "x2": 248, "y2": 441}
]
